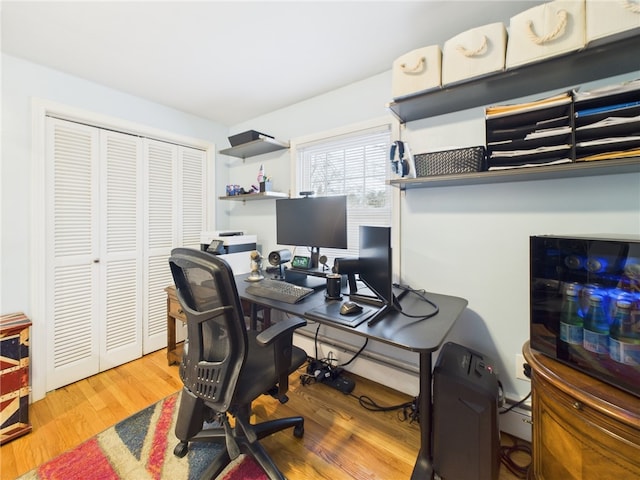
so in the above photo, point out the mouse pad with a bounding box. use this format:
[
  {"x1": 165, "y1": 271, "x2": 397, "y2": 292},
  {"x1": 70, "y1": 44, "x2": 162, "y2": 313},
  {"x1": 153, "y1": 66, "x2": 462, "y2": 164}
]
[{"x1": 305, "y1": 301, "x2": 375, "y2": 328}]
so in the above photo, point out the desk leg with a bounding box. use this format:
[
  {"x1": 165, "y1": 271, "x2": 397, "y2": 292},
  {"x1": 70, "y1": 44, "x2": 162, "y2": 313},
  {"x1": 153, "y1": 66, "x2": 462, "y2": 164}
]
[
  {"x1": 167, "y1": 296, "x2": 177, "y2": 365},
  {"x1": 411, "y1": 351, "x2": 433, "y2": 480},
  {"x1": 250, "y1": 302, "x2": 258, "y2": 330}
]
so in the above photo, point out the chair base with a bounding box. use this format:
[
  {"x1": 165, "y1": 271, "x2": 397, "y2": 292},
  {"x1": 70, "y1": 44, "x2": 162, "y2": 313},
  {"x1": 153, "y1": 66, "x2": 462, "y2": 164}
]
[{"x1": 174, "y1": 402, "x2": 304, "y2": 480}]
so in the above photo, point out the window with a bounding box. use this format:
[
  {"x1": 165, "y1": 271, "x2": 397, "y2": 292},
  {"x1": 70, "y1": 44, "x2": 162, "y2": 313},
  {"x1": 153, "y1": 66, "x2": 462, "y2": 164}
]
[{"x1": 296, "y1": 124, "x2": 392, "y2": 260}]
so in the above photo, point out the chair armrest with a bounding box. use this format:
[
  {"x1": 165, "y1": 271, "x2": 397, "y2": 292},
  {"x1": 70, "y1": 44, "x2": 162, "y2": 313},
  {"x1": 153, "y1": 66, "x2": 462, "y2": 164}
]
[
  {"x1": 255, "y1": 316, "x2": 307, "y2": 347},
  {"x1": 255, "y1": 316, "x2": 307, "y2": 401}
]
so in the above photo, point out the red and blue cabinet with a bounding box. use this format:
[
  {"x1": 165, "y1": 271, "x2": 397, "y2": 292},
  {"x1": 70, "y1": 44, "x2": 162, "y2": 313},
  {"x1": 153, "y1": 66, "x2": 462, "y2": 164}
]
[{"x1": 1, "y1": 312, "x2": 32, "y2": 444}]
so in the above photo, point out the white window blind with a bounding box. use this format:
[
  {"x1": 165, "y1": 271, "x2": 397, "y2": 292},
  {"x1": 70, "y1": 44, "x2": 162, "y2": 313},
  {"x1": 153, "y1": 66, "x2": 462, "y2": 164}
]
[{"x1": 297, "y1": 125, "x2": 392, "y2": 260}]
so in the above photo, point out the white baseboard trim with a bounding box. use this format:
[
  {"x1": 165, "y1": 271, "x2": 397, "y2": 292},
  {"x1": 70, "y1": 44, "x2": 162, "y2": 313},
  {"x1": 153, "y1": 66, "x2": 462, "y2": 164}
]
[{"x1": 499, "y1": 402, "x2": 532, "y2": 442}]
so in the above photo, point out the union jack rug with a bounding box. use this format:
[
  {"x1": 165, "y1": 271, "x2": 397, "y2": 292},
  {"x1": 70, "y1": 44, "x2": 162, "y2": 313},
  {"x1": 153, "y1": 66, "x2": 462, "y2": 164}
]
[{"x1": 18, "y1": 392, "x2": 266, "y2": 480}]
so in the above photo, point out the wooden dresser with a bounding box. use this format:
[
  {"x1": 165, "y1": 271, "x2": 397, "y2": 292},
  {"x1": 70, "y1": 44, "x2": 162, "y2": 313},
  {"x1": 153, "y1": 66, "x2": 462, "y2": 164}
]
[
  {"x1": 523, "y1": 341, "x2": 640, "y2": 479},
  {"x1": 165, "y1": 285, "x2": 186, "y2": 365}
]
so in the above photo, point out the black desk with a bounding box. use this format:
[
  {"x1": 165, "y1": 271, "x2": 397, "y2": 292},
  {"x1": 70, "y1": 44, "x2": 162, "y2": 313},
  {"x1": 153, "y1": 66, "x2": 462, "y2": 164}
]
[{"x1": 236, "y1": 274, "x2": 468, "y2": 479}]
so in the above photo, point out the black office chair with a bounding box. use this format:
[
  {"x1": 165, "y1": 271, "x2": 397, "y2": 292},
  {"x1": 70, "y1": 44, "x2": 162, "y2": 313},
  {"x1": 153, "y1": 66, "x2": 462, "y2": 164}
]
[{"x1": 168, "y1": 248, "x2": 307, "y2": 480}]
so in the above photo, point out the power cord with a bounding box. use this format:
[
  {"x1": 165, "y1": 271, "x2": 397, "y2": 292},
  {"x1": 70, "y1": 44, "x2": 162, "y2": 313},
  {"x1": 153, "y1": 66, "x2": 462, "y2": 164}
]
[
  {"x1": 498, "y1": 388, "x2": 532, "y2": 478},
  {"x1": 392, "y1": 283, "x2": 439, "y2": 321},
  {"x1": 500, "y1": 438, "x2": 532, "y2": 479},
  {"x1": 499, "y1": 391, "x2": 531, "y2": 415},
  {"x1": 349, "y1": 393, "x2": 420, "y2": 424},
  {"x1": 301, "y1": 322, "x2": 368, "y2": 378},
  {"x1": 300, "y1": 324, "x2": 350, "y2": 387}
]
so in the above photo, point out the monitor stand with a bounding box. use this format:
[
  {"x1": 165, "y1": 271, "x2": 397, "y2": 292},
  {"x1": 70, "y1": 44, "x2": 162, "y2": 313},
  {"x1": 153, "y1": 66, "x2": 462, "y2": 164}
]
[{"x1": 350, "y1": 286, "x2": 405, "y2": 327}]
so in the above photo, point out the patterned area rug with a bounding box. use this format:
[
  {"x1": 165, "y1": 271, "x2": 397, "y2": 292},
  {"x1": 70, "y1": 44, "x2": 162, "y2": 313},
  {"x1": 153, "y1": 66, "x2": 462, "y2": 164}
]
[{"x1": 18, "y1": 393, "x2": 267, "y2": 480}]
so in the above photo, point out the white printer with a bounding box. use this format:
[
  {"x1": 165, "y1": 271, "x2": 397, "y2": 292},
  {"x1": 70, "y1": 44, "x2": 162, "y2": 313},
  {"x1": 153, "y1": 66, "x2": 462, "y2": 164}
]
[{"x1": 199, "y1": 231, "x2": 257, "y2": 275}]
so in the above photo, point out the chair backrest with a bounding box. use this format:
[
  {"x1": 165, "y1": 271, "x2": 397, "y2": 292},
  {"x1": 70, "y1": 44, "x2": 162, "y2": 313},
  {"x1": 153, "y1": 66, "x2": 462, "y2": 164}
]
[{"x1": 169, "y1": 248, "x2": 248, "y2": 412}]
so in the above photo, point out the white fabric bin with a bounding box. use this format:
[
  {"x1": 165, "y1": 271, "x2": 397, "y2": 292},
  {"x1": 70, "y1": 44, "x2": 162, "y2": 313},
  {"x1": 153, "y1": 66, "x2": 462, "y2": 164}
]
[
  {"x1": 442, "y1": 22, "x2": 507, "y2": 85},
  {"x1": 586, "y1": 0, "x2": 640, "y2": 43},
  {"x1": 392, "y1": 45, "x2": 442, "y2": 99},
  {"x1": 506, "y1": 0, "x2": 586, "y2": 69}
]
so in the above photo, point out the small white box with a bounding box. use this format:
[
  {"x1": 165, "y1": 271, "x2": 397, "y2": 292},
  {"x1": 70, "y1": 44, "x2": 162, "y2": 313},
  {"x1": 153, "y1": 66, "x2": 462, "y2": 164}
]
[
  {"x1": 442, "y1": 22, "x2": 507, "y2": 85},
  {"x1": 391, "y1": 45, "x2": 442, "y2": 99},
  {"x1": 506, "y1": 0, "x2": 586, "y2": 69},
  {"x1": 586, "y1": 0, "x2": 640, "y2": 43}
]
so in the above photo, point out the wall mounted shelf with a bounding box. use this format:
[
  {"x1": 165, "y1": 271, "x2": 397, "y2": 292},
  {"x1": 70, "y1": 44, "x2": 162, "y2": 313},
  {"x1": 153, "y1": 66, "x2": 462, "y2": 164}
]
[
  {"x1": 219, "y1": 138, "x2": 289, "y2": 159},
  {"x1": 387, "y1": 28, "x2": 640, "y2": 124},
  {"x1": 387, "y1": 28, "x2": 640, "y2": 191},
  {"x1": 219, "y1": 191, "x2": 288, "y2": 202},
  {"x1": 389, "y1": 157, "x2": 640, "y2": 190}
]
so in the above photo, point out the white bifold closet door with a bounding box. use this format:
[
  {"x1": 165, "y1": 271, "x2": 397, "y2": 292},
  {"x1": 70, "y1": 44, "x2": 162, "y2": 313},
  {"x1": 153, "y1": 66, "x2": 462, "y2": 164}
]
[
  {"x1": 45, "y1": 117, "x2": 205, "y2": 391},
  {"x1": 142, "y1": 140, "x2": 205, "y2": 354}
]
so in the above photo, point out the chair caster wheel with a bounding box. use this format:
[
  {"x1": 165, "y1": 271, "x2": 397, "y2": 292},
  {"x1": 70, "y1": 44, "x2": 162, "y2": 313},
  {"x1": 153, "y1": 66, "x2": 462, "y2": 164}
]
[
  {"x1": 293, "y1": 424, "x2": 304, "y2": 438},
  {"x1": 174, "y1": 442, "x2": 189, "y2": 458}
]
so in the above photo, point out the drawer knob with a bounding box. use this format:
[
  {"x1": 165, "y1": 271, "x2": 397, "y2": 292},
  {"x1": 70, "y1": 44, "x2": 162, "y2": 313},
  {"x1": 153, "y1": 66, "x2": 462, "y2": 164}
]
[
  {"x1": 178, "y1": 308, "x2": 184, "y2": 315},
  {"x1": 572, "y1": 401, "x2": 583, "y2": 410}
]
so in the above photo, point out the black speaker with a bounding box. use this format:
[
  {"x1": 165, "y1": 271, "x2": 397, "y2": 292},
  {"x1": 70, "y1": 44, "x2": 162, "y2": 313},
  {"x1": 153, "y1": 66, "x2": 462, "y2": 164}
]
[
  {"x1": 268, "y1": 249, "x2": 291, "y2": 266},
  {"x1": 332, "y1": 257, "x2": 359, "y2": 274},
  {"x1": 433, "y1": 342, "x2": 500, "y2": 480}
]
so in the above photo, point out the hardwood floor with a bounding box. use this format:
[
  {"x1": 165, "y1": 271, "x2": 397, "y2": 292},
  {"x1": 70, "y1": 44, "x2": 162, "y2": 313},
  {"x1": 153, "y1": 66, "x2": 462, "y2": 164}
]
[{"x1": 1, "y1": 349, "x2": 531, "y2": 479}]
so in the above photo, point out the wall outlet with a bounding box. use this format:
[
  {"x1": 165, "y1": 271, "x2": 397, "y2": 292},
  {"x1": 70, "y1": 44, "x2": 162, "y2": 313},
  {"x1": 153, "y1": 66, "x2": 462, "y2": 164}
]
[{"x1": 515, "y1": 353, "x2": 530, "y2": 381}]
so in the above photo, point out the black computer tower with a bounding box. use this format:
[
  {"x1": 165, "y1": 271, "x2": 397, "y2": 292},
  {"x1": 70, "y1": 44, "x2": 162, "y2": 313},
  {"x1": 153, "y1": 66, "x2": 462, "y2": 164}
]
[{"x1": 433, "y1": 342, "x2": 500, "y2": 480}]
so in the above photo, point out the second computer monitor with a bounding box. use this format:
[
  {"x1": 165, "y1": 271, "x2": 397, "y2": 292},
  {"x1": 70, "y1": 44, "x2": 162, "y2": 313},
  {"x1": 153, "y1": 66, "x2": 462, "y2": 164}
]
[{"x1": 357, "y1": 225, "x2": 394, "y2": 307}]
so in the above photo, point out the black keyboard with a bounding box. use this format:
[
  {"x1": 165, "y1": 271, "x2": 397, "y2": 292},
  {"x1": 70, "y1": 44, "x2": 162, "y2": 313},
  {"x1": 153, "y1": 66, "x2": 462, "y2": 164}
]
[{"x1": 245, "y1": 279, "x2": 314, "y2": 304}]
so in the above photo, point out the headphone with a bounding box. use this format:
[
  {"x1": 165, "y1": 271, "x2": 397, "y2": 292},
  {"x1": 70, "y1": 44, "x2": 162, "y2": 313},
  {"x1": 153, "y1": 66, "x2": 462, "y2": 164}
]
[{"x1": 390, "y1": 140, "x2": 410, "y2": 177}]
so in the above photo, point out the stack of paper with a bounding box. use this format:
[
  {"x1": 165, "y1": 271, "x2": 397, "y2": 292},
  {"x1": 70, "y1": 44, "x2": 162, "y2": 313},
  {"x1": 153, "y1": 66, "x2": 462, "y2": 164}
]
[
  {"x1": 485, "y1": 91, "x2": 574, "y2": 170},
  {"x1": 574, "y1": 79, "x2": 640, "y2": 162}
]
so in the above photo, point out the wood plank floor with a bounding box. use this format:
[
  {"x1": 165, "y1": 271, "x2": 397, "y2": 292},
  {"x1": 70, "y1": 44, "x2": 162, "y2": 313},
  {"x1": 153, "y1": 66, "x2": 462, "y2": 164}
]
[{"x1": 1, "y1": 349, "x2": 531, "y2": 479}]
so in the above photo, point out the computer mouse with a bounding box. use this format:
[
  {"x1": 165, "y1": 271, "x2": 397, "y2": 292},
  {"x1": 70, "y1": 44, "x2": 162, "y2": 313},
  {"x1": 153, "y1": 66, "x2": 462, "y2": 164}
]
[{"x1": 340, "y1": 301, "x2": 363, "y2": 316}]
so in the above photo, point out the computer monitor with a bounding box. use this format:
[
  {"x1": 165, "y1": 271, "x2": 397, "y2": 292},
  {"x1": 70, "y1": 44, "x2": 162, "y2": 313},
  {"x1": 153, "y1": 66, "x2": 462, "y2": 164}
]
[
  {"x1": 351, "y1": 225, "x2": 401, "y2": 325},
  {"x1": 276, "y1": 195, "x2": 348, "y2": 268}
]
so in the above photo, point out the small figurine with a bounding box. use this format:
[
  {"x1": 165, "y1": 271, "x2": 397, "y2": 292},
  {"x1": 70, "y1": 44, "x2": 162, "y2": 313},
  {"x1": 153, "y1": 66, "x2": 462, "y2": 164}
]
[
  {"x1": 246, "y1": 250, "x2": 264, "y2": 282},
  {"x1": 257, "y1": 164, "x2": 265, "y2": 183}
]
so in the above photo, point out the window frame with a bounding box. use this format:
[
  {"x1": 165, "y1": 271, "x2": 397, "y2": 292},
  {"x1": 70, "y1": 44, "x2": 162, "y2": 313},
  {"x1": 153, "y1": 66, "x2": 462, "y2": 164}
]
[{"x1": 288, "y1": 118, "x2": 401, "y2": 280}]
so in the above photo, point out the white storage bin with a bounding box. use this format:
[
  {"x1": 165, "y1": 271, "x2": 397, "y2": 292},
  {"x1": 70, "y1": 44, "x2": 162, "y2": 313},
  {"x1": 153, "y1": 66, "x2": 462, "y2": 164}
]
[
  {"x1": 506, "y1": 0, "x2": 586, "y2": 69},
  {"x1": 442, "y1": 22, "x2": 507, "y2": 85},
  {"x1": 586, "y1": 0, "x2": 640, "y2": 43},
  {"x1": 392, "y1": 45, "x2": 442, "y2": 99}
]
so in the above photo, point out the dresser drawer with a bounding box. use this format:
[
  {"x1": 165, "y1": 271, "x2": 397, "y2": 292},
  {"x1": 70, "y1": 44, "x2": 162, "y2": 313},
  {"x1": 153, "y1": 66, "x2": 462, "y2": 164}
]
[
  {"x1": 527, "y1": 342, "x2": 640, "y2": 480},
  {"x1": 166, "y1": 287, "x2": 187, "y2": 322}
]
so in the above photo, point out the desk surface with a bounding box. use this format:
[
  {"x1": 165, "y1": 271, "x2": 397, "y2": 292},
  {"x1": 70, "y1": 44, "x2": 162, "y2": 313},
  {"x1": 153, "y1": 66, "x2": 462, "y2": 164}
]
[{"x1": 236, "y1": 274, "x2": 468, "y2": 354}]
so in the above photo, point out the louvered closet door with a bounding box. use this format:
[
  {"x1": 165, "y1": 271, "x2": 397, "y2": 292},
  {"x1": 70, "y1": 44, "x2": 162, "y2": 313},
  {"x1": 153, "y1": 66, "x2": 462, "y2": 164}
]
[
  {"x1": 46, "y1": 120, "x2": 144, "y2": 390},
  {"x1": 98, "y1": 130, "x2": 143, "y2": 370},
  {"x1": 46, "y1": 118, "x2": 100, "y2": 391},
  {"x1": 45, "y1": 118, "x2": 208, "y2": 387},
  {"x1": 180, "y1": 147, "x2": 206, "y2": 248},
  {"x1": 143, "y1": 142, "x2": 206, "y2": 354},
  {"x1": 143, "y1": 139, "x2": 177, "y2": 353}
]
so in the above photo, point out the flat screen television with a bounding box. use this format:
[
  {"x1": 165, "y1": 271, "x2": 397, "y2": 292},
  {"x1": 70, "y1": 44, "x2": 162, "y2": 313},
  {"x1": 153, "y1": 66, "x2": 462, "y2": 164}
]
[{"x1": 276, "y1": 195, "x2": 347, "y2": 268}]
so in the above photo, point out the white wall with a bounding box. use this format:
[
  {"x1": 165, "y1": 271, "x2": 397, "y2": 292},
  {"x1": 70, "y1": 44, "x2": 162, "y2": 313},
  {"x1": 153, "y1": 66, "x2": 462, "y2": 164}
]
[
  {"x1": 223, "y1": 69, "x2": 640, "y2": 406},
  {"x1": 1, "y1": 53, "x2": 229, "y2": 399},
  {"x1": 1, "y1": 53, "x2": 230, "y2": 314},
  {"x1": 221, "y1": 72, "x2": 392, "y2": 254},
  {"x1": 3, "y1": 51, "x2": 638, "y2": 413}
]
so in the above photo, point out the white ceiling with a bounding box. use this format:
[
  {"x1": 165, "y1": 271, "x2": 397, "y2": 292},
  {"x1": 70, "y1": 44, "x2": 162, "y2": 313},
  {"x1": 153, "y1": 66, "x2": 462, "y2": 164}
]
[{"x1": 1, "y1": 1, "x2": 544, "y2": 126}]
